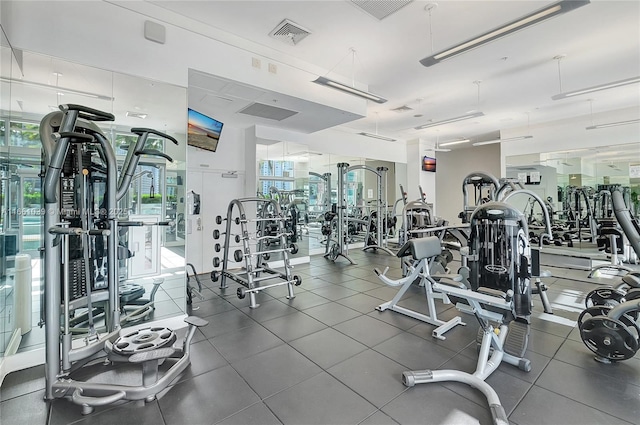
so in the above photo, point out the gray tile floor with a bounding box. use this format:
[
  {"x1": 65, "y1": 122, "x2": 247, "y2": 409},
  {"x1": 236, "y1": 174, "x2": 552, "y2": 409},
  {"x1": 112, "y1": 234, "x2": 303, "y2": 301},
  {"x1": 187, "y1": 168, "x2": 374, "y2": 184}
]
[{"x1": 1, "y1": 250, "x2": 639, "y2": 425}]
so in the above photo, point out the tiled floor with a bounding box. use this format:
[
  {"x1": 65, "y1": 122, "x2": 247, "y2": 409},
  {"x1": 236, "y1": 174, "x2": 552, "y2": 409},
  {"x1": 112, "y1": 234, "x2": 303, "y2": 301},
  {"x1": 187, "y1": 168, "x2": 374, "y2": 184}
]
[{"x1": 1, "y1": 250, "x2": 639, "y2": 425}]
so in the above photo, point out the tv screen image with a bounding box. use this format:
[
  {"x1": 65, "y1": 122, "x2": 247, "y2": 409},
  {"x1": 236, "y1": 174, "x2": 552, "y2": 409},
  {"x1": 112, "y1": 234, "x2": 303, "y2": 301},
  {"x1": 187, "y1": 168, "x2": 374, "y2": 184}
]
[
  {"x1": 422, "y1": 156, "x2": 436, "y2": 172},
  {"x1": 187, "y1": 108, "x2": 223, "y2": 152}
]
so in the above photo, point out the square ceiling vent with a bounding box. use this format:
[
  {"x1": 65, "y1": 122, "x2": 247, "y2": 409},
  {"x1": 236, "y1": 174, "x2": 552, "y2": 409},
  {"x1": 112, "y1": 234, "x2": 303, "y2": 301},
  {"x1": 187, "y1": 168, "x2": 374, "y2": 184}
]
[
  {"x1": 238, "y1": 102, "x2": 299, "y2": 121},
  {"x1": 269, "y1": 19, "x2": 311, "y2": 46},
  {"x1": 350, "y1": 0, "x2": 414, "y2": 20}
]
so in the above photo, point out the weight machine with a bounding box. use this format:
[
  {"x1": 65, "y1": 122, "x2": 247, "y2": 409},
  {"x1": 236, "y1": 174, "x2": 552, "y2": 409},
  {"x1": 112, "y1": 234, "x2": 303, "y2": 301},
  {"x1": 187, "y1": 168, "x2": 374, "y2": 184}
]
[
  {"x1": 402, "y1": 201, "x2": 535, "y2": 425},
  {"x1": 41, "y1": 104, "x2": 206, "y2": 414},
  {"x1": 329, "y1": 162, "x2": 395, "y2": 264},
  {"x1": 324, "y1": 163, "x2": 356, "y2": 264},
  {"x1": 211, "y1": 198, "x2": 301, "y2": 308},
  {"x1": 459, "y1": 171, "x2": 500, "y2": 223}
]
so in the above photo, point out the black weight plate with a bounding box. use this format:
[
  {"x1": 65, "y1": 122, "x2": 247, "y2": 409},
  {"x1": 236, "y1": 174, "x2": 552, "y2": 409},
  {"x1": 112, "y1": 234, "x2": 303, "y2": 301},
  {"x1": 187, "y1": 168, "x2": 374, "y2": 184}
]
[
  {"x1": 585, "y1": 287, "x2": 625, "y2": 308},
  {"x1": 580, "y1": 316, "x2": 639, "y2": 361},
  {"x1": 577, "y1": 306, "x2": 611, "y2": 330}
]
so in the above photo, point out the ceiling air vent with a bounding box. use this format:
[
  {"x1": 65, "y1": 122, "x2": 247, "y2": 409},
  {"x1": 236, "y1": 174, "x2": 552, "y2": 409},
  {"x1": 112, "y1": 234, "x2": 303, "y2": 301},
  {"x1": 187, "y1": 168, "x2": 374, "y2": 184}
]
[
  {"x1": 238, "y1": 102, "x2": 299, "y2": 121},
  {"x1": 391, "y1": 105, "x2": 413, "y2": 113},
  {"x1": 350, "y1": 0, "x2": 414, "y2": 20},
  {"x1": 269, "y1": 19, "x2": 311, "y2": 46}
]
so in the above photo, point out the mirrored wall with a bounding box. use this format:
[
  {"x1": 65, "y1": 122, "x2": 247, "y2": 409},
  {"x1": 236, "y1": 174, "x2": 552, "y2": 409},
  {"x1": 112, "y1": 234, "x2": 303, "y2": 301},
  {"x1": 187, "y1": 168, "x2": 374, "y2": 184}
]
[
  {"x1": 506, "y1": 143, "x2": 640, "y2": 253},
  {"x1": 0, "y1": 49, "x2": 187, "y2": 357},
  {"x1": 256, "y1": 141, "x2": 310, "y2": 261}
]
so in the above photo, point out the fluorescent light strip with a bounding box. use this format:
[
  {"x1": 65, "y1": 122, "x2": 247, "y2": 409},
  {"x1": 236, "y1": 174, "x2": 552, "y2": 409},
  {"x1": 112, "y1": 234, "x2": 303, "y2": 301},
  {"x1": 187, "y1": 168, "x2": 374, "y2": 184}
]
[
  {"x1": 358, "y1": 132, "x2": 396, "y2": 142},
  {"x1": 312, "y1": 76, "x2": 387, "y2": 104},
  {"x1": 439, "y1": 139, "x2": 470, "y2": 147},
  {"x1": 415, "y1": 111, "x2": 484, "y2": 130},
  {"x1": 586, "y1": 119, "x2": 640, "y2": 130},
  {"x1": 0, "y1": 77, "x2": 114, "y2": 101},
  {"x1": 472, "y1": 135, "x2": 532, "y2": 146},
  {"x1": 553, "y1": 76, "x2": 640, "y2": 100},
  {"x1": 420, "y1": 1, "x2": 589, "y2": 67}
]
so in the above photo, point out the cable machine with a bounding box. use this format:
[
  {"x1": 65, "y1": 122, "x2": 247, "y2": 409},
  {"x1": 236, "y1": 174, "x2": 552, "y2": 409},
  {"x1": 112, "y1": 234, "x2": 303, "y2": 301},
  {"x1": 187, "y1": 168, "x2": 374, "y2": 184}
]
[
  {"x1": 41, "y1": 104, "x2": 205, "y2": 414},
  {"x1": 345, "y1": 164, "x2": 394, "y2": 256}
]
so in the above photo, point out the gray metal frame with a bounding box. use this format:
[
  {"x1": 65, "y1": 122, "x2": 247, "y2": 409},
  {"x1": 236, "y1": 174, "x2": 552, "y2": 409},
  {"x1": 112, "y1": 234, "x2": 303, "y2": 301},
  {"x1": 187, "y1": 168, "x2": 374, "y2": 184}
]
[
  {"x1": 375, "y1": 237, "x2": 465, "y2": 340},
  {"x1": 217, "y1": 197, "x2": 297, "y2": 308},
  {"x1": 41, "y1": 105, "x2": 203, "y2": 414}
]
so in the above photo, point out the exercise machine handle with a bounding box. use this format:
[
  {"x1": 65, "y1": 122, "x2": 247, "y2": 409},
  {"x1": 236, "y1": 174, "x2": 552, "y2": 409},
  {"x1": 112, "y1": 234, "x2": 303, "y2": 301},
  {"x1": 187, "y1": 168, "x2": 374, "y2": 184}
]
[
  {"x1": 60, "y1": 104, "x2": 115, "y2": 122},
  {"x1": 48, "y1": 226, "x2": 83, "y2": 235},
  {"x1": 54, "y1": 132, "x2": 95, "y2": 144},
  {"x1": 135, "y1": 149, "x2": 174, "y2": 162},
  {"x1": 131, "y1": 128, "x2": 179, "y2": 145}
]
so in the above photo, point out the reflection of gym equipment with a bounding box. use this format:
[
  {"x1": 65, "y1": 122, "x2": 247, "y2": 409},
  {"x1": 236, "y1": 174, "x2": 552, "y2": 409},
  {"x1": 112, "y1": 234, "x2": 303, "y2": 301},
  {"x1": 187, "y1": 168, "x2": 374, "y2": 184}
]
[
  {"x1": 374, "y1": 236, "x2": 465, "y2": 339},
  {"x1": 402, "y1": 202, "x2": 534, "y2": 425},
  {"x1": 325, "y1": 162, "x2": 394, "y2": 263},
  {"x1": 324, "y1": 163, "x2": 357, "y2": 264},
  {"x1": 459, "y1": 171, "x2": 500, "y2": 223},
  {"x1": 41, "y1": 104, "x2": 205, "y2": 414},
  {"x1": 589, "y1": 187, "x2": 636, "y2": 277},
  {"x1": 211, "y1": 198, "x2": 301, "y2": 308},
  {"x1": 563, "y1": 186, "x2": 597, "y2": 244}
]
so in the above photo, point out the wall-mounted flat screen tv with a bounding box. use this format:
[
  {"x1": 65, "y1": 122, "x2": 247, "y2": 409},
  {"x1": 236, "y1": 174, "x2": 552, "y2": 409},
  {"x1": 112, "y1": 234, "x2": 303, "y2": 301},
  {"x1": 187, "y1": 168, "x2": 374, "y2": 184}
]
[
  {"x1": 187, "y1": 108, "x2": 223, "y2": 152},
  {"x1": 422, "y1": 156, "x2": 436, "y2": 172}
]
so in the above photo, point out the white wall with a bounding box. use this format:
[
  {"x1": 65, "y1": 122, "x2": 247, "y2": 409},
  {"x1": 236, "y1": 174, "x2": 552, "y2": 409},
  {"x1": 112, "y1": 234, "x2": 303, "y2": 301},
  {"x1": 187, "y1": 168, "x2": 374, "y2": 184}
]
[
  {"x1": 4, "y1": 1, "x2": 366, "y2": 118},
  {"x1": 435, "y1": 143, "x2": 501, "y2": 225}
]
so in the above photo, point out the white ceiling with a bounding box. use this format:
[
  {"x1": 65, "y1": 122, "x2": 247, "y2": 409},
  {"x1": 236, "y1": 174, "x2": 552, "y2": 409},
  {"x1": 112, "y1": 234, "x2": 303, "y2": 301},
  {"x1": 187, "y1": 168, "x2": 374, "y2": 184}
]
[{"x1": 149, "y1": 0, "x2": 640, "y2": 146}]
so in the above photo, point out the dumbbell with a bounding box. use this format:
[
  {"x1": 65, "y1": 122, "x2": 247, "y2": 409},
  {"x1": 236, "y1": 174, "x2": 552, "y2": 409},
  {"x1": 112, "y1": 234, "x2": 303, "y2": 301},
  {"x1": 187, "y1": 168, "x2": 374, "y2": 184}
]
[
  {"x1": 215, "y1": 215, "x2": 242, "y2": 225},
  {"x1": 234, "y1": 249, "x2": 244, "y2": 263},
  {"x1": 212, "y1": 229, "x2": 241, "y2": 243},
  {"x1": 212, "y1": 257, "x2": 221, "y2": 268},
  {"x1": 289, "y1": 243, "x2": 299, "y2": 255},
  {"x1": 210, "y1": 270, "x2": 219, "y2": 282},
  {"x1": 215, "y1": 243, "x2": 221, "y2": 253},
  {"x1": 292, "y1": 275, "x2": 302, "y2": 286}
]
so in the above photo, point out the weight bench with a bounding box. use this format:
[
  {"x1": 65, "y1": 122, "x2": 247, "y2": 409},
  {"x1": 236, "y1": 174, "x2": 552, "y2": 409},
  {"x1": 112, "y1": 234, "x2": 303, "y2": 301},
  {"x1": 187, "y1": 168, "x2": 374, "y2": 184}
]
[
  {"x1": 403, "y1": 282, "x2": 531, "y2": 425},
  {"x1": 374, "y1": 236, "x2": 465, "y2": 340}
]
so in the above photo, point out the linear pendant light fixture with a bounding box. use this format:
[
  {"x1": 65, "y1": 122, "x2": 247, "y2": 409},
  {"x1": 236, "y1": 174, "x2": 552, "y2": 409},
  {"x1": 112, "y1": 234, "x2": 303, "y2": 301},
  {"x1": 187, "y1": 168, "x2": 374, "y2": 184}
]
[
  {"x1": 473, "y1": 135, "x2": 533, "y2": 146},
  {"x1": 313, "y1": 48, "x2": 387, "y2": 103},
  {"x1": 415, "y1": 111, "x2": 484, "y2": 130},
  {"x1": 313, "y1": 76, "x2": 387, "y2": 104},
  {"x1": 420, "y1": 0, "x2": 590, "y2": 67},
  {"x1": 552, "y1": 76, "x2": 640, "y2": 100},
  {"x1": 358, "y1": 112, "x2": 396, "y2": 141},
  {"x1": 586, "y1": 118, "x2": 640, "y2": 130},
  {"x1": 358, "y1": 132, "x2": 396, "y2": 141},
  {"x1": 439, "y1": 138, "x2": 470, "y2": 147}
]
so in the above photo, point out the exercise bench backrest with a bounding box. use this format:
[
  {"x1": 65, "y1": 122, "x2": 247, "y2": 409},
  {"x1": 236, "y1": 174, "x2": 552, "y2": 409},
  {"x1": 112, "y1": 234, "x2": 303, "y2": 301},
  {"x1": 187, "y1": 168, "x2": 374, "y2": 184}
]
[
  {"x1": 396, "y1": 236, "x2": 442, "y2": 261},
  {"x1": 612, "y1": 189, "x2": 640, "y2": 258}
]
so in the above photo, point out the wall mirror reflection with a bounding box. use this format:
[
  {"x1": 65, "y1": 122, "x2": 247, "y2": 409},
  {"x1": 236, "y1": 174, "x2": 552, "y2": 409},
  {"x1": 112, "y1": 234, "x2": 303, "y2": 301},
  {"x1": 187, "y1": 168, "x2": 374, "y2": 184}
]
[
  {"x1": 506, "y1": 143, "x2": 639, "y2": 272},
  {"x1": 307, "y1": 154, "x2": 397, "y2": 256},
  {"x1": 0, "y1": 49, "x2": 187, "y2": 358},
  {"x1": 256, "y1": 141, "x2": 309, "y2": 263}
]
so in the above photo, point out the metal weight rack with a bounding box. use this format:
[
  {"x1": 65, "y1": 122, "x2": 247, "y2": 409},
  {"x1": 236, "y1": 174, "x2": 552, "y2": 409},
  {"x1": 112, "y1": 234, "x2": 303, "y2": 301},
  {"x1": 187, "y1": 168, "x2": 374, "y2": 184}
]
[{"x1": 211, "y1": 198, "x2": 302, "y2": 308}]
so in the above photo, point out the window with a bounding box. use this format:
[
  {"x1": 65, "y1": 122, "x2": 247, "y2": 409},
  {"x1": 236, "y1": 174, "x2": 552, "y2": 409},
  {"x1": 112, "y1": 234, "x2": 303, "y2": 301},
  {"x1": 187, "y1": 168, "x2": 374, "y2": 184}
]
[
  {"x1": 115, "y1": 133, "x2": 164, "y2": 156},
  {"x1": 9, "y1": 121, "x2": 40, "y2": 148},
  {"x1": 0, "y1": 120, "x2": 5, "y2": 146}
]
